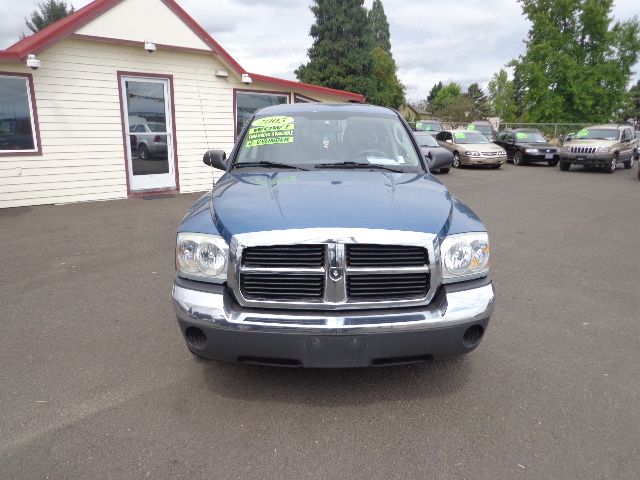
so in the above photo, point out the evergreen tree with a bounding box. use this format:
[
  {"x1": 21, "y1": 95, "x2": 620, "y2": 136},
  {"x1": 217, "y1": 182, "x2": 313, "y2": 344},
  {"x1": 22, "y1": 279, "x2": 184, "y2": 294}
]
[
  {"x1": 465, "y1": 83, "x2": 490, "y2": 119},
  {"x1": 296, "y1": 0, "x2": 375, "y2": 99},
  {"x1": 427, "y1": 82, "x2": 443, "y2": 103},
  {"x1": 25, "y1": 0, "x2": 75, "y2": 34},
  {"x1": 369, "y1": 0, "x2": 391, "y2": 54},
  {"x1": 511, "y1": 0, "x2": 640, "y2": 122}
]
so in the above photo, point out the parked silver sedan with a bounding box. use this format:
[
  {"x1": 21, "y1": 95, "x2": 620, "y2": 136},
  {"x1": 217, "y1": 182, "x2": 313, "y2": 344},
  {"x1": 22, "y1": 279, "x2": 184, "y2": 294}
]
[{"x1": 131, "y1": 123, "x2": 168, "y2": 159}]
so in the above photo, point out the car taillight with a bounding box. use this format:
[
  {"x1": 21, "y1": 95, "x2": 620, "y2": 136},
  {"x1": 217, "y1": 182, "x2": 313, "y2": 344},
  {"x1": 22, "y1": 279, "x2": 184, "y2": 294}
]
[{"x1": 154, "y1": 135, "x2": 161, "y2": 142}]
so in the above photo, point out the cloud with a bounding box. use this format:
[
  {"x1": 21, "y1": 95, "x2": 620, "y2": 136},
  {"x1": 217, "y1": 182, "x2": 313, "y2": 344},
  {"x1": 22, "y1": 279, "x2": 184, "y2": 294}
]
[{"x1": 1, "y1": 0, "x2": 638, "y2": 100}]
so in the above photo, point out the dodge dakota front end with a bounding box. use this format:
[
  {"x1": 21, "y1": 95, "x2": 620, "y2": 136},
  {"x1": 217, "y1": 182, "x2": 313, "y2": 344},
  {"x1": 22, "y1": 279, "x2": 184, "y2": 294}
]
[{"x1": 172, "y1": 103, "x2": 495, "y2": 368}]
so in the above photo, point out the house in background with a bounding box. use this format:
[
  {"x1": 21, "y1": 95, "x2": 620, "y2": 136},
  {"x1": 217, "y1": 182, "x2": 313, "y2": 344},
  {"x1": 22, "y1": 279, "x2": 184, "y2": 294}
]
[
  {"x1": 399, "y1": 103, "x2": 431, "y2": 122},
  {"x1": 0, "y1": 0, "x2": 364, "y2": 208}
]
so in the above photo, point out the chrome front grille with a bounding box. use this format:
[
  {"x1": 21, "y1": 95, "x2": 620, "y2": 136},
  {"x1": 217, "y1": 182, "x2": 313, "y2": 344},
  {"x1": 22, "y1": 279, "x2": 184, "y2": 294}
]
[
  {"x1": 347, "y1": 273, "x2": 430, "y2": 300},
  {"x1": 570, "y1": 146, "x2": 597, "y2": 154},
  {"x1": 243, "y1": 244, "x2": 325, "y2": 267},
  {"x1": 480, "y1": 152, "x2": 499, "y2": 157},
  {"x1": 230, "y1": 229, "x2": 440, "y2": 311},
  {"x1": 241, "y1": 272, "x2": 325, "y2": 300},
  {"x1": 346, "y1": 244, "x2": 427, "y2": 267}
]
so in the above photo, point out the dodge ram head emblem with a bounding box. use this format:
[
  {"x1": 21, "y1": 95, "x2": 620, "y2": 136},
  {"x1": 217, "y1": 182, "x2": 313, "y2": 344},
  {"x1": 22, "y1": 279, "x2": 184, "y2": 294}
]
[{"x1": 330, "y1": 267, "x2": 342, "y2": 280}]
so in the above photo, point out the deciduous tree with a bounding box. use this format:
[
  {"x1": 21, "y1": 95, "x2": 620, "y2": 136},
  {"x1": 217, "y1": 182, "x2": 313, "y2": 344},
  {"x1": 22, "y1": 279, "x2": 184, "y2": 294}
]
[
  {"x1": 511, "y1": 0, "x2": 640, "y2": 122},
  {"x1": 488, "y1": 69, "x2": 518, "y2": 122}
]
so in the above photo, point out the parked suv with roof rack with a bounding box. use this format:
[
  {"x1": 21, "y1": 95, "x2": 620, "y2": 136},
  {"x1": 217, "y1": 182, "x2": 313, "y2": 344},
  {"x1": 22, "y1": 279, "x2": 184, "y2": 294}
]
[{"x1": 559, "y1": 124, "x2": 637, "y2": 173}]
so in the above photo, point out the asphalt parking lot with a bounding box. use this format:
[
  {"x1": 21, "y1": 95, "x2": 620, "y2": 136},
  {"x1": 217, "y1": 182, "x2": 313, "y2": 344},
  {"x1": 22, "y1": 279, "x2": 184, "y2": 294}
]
[{"x1": 1, "y1": 163, "x2": 639, "y2": 479}]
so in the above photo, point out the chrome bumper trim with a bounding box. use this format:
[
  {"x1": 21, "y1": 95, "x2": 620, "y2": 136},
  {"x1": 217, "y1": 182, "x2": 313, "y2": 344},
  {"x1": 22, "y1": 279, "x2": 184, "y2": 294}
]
[{"x1": 172, "y1": 282, "x2": 495, "y2": 333}]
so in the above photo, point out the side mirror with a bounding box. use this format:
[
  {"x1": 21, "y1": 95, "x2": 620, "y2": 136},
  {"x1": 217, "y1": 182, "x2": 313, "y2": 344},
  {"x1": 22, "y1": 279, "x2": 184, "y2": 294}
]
[
  {"x1": 507, "y1": 138, "x2": 515, "y2": 144},
  {"x1": 203, "y1": 149, "x2": 227, "y2": 170}
]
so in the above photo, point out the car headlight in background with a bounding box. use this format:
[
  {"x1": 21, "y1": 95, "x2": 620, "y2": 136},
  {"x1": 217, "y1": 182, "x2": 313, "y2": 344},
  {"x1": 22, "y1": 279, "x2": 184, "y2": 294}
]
[
  {"x1": 176, "y1": 233, "x2": 228, "y2": 283},
  {"x1": 525, "y1": 148, "x2": 538, "y2": 154},
  {"x1": 595, "y1": 146, "x2": 610, "y2": 153},
  {"x1": 440, "y1": 232, "x2": 490, "y2": 284},
  {"x1": 466, "y1": 151, "x2": 480, "y2": 156}
]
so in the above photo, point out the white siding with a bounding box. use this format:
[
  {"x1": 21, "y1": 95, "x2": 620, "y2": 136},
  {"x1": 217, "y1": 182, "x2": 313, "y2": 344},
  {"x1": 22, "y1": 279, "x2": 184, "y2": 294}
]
[{"x1": 0, "y1": 38, "x2": 352, "y2": 208}]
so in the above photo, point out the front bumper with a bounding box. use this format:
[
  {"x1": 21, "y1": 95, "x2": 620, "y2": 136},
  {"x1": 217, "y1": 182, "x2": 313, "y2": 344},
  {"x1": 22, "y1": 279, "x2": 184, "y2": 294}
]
[
  {"x1": 560, "y1": 152, "x2": 613, "y2": 166},
  {"x1": 524, "y1": 152, "x2": 559, "y2": 162},
  {"x1": 172, "y1": 279, "x2": 495, "y2": 368},
  {"x1": 461, "y1": 155, "x2": 504, "y2": 166}
]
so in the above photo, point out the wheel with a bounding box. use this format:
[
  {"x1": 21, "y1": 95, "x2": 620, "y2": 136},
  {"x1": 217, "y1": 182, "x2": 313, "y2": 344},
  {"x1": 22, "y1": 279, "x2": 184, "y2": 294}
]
[
  {"x1": 139, "y1": 144, "x2": 150, "y2": 160},
  {"x1": 513, "y1": 151, "x2": 524, "y2": 166},
  {"x1": 548, "y1": 159, "x2": 559, "y2": 167},
  {"x1": 604, "y1": 157, "x2": 616, "y2": 174},
  {"x1": 439, "y1": 167, "x2": 450, "y2": 174},
  {"x1": 452, "y1": 153, "x2": 461, "y2": 168},
  {"x1": 559, "y1": 161, "x2": 570, "y2": 171},
  {"x1": 623, "y1": 156, "x2": 634, "y2": 169}
]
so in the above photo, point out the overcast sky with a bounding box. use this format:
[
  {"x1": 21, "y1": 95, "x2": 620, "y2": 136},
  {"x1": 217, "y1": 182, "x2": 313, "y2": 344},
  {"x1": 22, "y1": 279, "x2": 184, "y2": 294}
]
[{"x1": 1, "y1": 0, "x2": 638, "y2": 101}]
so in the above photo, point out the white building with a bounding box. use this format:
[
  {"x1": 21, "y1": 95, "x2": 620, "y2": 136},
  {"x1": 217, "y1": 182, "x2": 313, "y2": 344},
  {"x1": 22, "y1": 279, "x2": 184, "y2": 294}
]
[{"x1": 0, "y1": 0, "x2": 364, "y2": 208}]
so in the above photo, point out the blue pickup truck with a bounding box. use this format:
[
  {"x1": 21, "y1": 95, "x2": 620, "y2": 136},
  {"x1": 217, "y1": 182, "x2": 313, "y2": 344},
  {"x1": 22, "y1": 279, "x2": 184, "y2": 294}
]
[{"x1": 172, "y1": 103, "x2": 495, "y2": 368}]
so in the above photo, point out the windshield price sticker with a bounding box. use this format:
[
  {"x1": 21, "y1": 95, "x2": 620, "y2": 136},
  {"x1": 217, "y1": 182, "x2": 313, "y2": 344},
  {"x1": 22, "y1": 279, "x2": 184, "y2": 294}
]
[
  {"x1": 516, "y1": 132, "x2": 528, "y2": 140},
  {"x1": 454, "y1": 132, "x2": 466, "y2": 139},
  {"x1": 467, "y1": 124, "x2": 476, "y2": 131},
  {"x1": 247, "y1": 116, "x2": 295, "y2": 147},
  {"x1": 575, "y1": 128, "x2": 588, "y2": 138}
]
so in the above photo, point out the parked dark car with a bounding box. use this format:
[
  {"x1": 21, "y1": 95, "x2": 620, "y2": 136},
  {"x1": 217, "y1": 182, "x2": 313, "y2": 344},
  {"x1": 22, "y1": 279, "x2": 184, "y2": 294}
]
[
  {"x1": 467, "y1": 121, "x2": 496, "y2": 141},
  {"x1": 414, "y1": 120, "x2": 443, "y2": 133},
  {"x1": 413, "y1": 131, "x2": 453, "y2": 173},
  {"x1": 173, "y1": 103, "x2": 495, "y2": 368},
  {"x1": 494, "y1": 129, "x2": 559, "y2": 166}
]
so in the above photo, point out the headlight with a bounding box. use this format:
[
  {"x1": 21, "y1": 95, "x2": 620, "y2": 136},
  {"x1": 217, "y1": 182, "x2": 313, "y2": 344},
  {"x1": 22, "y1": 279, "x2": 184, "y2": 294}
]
[
  {"x1": 595, "y1": 146, "x2": 610, "y2": 153},
  {"x1": 525, "y1": 148, "x2": 538, "y2": 154},
  {"x1": 440, "y1": 232, "x2": 490, "y2": 284},
  {"x1": 498, "y1": 150, "x2": 507, "y2": 156},
  {"x1": 176, "y1": 233, "x2": 228, "y2": 283},
  {"x1": 466, "y1": 151, "x2": 480, "y2": 156}
]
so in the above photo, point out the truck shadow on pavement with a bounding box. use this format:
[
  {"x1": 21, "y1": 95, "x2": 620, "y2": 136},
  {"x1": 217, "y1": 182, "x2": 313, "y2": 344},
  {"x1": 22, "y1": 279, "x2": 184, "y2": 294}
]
[{"x1": 197, "y1": 358, "x2": 473, "y2": 406}]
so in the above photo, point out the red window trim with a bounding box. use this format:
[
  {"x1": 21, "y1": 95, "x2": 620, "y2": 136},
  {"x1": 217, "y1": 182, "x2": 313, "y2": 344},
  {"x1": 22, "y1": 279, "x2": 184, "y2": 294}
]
[
  {"x1": 0, "y1": 71, "x2": 42, "y2": 157},
  {"x1": 233, "y1": 88, "x2": 291, "y2": 140},
  {"x1": 116, "y1": 71, "x2": 180, "y2": 197}
]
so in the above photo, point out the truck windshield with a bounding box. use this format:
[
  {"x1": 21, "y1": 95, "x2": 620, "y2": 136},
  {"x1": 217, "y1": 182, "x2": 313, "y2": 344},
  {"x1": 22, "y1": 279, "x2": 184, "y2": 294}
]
[{"x1": 234, "y1": 112, "x2": 424, "y2": 172}]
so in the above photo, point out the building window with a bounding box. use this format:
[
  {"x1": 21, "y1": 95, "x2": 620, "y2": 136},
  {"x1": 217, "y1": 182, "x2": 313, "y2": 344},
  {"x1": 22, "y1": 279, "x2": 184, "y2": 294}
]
[
  {"x1": 294, "y1": 93, "x2": 317, "y2": 103},
  {"x1": 235, "y1": 91, "x2": 289, "y2": 137},
  {"x1": 0, "y1": 74, "x2": 39, "y2": 154}
]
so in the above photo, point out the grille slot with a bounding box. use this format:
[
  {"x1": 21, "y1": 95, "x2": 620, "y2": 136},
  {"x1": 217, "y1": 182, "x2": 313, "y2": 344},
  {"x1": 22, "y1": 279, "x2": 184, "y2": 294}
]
[
  {"x1": 347, "y1": 273, "x2": 430, "y2": 300},
  {"x1": 243, "y1": 245, "x2": 325, "y2": 268},
  {"x1": 570, "y1": 146, "x2": 597, "y2": 154},
  {"x1": 240, "y1": 273, "x2": 324, "y2": 300},
  {"x1": 346, "y1": 244, "x2": 428, "y2": 267}
]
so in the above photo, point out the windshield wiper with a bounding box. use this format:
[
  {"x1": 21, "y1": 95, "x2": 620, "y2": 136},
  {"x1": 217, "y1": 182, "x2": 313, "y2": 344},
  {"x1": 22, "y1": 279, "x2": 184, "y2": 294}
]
[
  {"x1": 313, "y1": 161, "x2": 403, "y2": 173},
  {"x1": 233, "y1": 161, "x2": 308, "y2": 171}
]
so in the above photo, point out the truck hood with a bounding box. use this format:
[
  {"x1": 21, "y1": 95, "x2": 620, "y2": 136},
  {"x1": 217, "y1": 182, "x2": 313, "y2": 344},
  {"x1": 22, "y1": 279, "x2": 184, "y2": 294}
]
[{"x1": 210, "y1": 170, "x2": 454, "y2": 240}]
